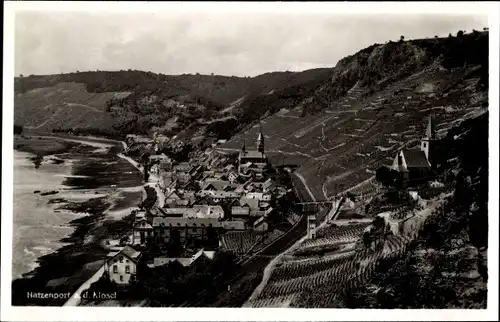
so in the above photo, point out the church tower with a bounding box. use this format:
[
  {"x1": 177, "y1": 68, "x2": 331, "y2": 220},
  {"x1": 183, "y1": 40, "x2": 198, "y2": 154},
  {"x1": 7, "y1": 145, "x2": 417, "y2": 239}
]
[
  {"x1": 256, "y1": 125, "x2": 265, "y2": 153},
  {"x1": 420, "y1": 114, "x2": 436, "y2": 167}
]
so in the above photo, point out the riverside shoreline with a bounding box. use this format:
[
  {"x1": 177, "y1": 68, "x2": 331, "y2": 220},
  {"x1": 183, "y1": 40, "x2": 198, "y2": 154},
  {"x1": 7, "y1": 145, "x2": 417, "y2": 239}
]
[{"x1": 12, "y1": 135, "x2": 143, "y2": 306}]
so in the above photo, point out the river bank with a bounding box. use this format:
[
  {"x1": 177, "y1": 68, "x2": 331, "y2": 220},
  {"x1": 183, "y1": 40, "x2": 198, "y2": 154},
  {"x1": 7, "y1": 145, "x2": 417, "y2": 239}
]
[{"x1": 12, "y1": 136, "x2": 143, "y2": 306}]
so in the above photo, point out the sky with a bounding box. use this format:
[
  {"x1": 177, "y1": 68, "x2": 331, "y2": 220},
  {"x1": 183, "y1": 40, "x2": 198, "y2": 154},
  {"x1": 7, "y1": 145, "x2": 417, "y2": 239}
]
[{"x1": 14, "y1": 11, "x2": 488, "y2": 77}]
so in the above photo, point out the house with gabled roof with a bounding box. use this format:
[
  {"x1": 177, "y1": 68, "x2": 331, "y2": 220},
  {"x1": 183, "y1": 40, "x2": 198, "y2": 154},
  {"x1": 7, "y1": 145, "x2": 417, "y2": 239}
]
[
  {"x1": 195, "y1": 195, "x2": 220, "y2": 206},
  {"x1": 181, "y1": 180, "x2": 199, "y2": 192},
  {"x1": 158, "y1": 207, "x2": 188, "y2": 217},
  {"x1": 200, "y1": 179, "x2": 232, "y2": 191},
  {"x1": 104, "y1": 246, "x2": 142, "y2": 284},
  {"x1": 188, "y1": 205, "x2": 225, "y2": 219},
  {"x1": 227, "y1": 171, "x2": 239, "y2": 183},
  {"x1": 152, "y1": 216, "x2": 245, "y2": 243},
  {"x1": 239, "y1": 197, "x2": 260, "y2": 213},
  {"x1": 180, "y1": 191, "x2": 197, "y2": 205},
  {"x1": 231, "y1": 205, "x2": 251, "y2": 217},
  {"x1": 189, "y1": 248, "x2": 217, "y2": 265},
  {"x1": 150, "y1": 248, "x2": 216, "y2": 268},
  {"x1": 173, "y1": 162, "x2": 192, "y2": 173},
  {"x1": 164, "y1": 191, "x2": 182, "y2": 207}
]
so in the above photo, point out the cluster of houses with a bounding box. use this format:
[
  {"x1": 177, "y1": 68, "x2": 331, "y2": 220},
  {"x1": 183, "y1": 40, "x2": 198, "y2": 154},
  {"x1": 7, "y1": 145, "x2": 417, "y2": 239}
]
[
  {"x1": 102, "y1": 128, "x2": 291, "y2": 285},
  {"x1": 136, "y1": 128, "x2": 289, "y2": 245}
]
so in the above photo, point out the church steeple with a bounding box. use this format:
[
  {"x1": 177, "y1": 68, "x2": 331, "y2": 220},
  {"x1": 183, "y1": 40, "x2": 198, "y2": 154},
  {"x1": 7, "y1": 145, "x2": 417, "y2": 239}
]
[
  {"x1": 421, "y1": 113, "x2": 436, "y2": 167},
  {"x1": 425, "y1": 113, "x2": 435, "y2": 140},
  {"x1": 257, "y1": 124, "x2": 265, "y2": 153}
]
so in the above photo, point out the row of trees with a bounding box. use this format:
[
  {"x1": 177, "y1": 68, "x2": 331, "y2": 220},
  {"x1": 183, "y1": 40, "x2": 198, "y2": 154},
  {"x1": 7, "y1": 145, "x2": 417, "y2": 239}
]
[{"x1": 52, "y1": 127, "x2": 125, "y2": 140}]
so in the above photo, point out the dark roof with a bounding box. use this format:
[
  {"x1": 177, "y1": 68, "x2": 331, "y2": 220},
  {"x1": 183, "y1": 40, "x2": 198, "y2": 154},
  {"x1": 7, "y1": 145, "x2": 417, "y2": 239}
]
[
  {"x1": 240, "y1": 150, "x2": 266, "y2": 159},
  {"x1": 403, "y1": 150, "x2": 431, "y2": 168},
  {"x1": 110, "y1": 246, "x2": 142, "y2": 263}
]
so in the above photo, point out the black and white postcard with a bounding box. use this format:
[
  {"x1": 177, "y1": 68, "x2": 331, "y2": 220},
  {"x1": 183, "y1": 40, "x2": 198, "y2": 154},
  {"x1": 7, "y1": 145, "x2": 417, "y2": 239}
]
[{"x1": 2, "y1": 1, "x2": 499, "y2": 321}]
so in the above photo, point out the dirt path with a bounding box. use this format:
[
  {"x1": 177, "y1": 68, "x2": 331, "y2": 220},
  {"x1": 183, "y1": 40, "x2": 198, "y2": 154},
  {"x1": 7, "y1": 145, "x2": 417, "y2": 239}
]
[
  {"x1": 64, "y1": 102, "x2": 105, "y2": 113},
  {"x1": 293, "y1": 172, "x2": 316, "y2": 202}
]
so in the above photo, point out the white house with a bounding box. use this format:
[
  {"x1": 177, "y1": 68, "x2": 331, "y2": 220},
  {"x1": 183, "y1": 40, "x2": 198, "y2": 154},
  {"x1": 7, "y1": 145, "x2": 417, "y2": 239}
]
[
  {"x1": 186, "y1": 205, "x2": 225, "y2": 220},
  {"x1": 104, "y1": 246, "x2": 142, "y2": 285}
]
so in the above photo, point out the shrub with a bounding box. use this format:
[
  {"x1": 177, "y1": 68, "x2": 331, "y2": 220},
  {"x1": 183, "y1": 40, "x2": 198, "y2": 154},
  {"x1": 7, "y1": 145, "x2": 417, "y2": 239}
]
[
  {"x1": 376, "y1": 166, "x2": 397, "y2": 186},
  {"x1": 14, "y1": 124, "x2": 23, "y2": 135}
]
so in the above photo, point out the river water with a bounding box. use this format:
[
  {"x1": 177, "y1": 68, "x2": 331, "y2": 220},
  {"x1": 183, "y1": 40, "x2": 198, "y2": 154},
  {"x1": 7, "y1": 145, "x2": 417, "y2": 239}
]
[
  {"x1": 13, "y1": 150, "x2": 80, "y2": 278},
  {"x1": 12, "y1": 139, "x2": 143, "y2": 280}
]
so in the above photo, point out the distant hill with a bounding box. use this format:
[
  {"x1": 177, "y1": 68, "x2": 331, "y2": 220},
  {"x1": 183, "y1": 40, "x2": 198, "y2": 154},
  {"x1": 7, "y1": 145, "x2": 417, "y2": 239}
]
[{"x1": 14, "y1": 67, "x2": 334, "y2": 139}]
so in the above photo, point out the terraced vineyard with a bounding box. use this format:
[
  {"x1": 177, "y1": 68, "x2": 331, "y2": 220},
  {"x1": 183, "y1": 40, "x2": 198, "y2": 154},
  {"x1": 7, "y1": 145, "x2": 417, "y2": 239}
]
[
  {"x1": 244, "y1": 220, "x2": 414, "y2": 307},
  {"x1": 297, "y1": 223, "x2": 370, "y2": 251},
  {"x1": 220, "y1": 231, "x2": 259, "y2": 255},
  {"x1": 244, "y1": 193, "x2": 449, "y2": 308},
  {"x1": 342, "y1": 176, "x2": 381, "y2": 201}
]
